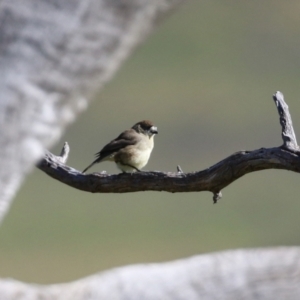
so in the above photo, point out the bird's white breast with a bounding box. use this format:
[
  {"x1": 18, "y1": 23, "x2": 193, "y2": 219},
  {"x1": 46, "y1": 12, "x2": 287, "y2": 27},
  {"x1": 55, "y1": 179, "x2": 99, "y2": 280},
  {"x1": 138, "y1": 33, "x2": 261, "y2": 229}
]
[
  {"x1": 116, "y1": 135, "x2": 154, "y2": 172},
  {"x1": 133, "y1": 135, "x2": 154, "y2": 168}
]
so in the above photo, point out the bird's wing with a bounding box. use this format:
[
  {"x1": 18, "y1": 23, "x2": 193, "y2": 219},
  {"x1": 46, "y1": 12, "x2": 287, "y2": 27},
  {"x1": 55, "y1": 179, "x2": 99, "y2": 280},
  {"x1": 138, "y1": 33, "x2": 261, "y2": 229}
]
[
  {"x1": 95, "y1": 129, "x2": 139, "y2": 161},
  {"x1": 82, "y1": 129, "x2": 141, "y2": 173}
]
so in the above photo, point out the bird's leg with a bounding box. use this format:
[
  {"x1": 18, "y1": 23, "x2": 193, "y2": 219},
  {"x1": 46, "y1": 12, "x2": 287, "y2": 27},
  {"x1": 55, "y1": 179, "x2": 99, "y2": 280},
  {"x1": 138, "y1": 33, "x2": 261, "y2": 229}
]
[{"x1": 123, "y1": 163, "x2": 142, "y2": 172}]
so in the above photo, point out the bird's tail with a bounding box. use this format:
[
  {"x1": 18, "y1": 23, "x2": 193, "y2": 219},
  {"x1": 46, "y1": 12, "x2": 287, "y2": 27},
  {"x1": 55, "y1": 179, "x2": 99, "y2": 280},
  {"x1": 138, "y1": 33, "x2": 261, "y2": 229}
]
[{"x1": 82, "y1": 159, "x2": 99, "y2": 174}]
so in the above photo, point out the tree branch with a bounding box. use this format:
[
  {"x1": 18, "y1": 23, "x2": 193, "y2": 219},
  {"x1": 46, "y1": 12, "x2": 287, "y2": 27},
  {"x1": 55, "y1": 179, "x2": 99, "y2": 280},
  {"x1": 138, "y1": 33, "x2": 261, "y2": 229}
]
[
  {"x1": 37, "y1": 91, "x2": 300, "y2": 203},
  {"x1": 1, "y1": 247, "x2": 300, "y2": 300}
]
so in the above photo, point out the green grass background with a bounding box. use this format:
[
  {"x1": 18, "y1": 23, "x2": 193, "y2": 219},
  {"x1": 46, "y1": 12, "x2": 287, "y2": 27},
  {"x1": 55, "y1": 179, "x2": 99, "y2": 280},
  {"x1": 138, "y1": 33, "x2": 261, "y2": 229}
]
[{"x1": 1, "y1": 0, "x2": 300, "y2": 283}]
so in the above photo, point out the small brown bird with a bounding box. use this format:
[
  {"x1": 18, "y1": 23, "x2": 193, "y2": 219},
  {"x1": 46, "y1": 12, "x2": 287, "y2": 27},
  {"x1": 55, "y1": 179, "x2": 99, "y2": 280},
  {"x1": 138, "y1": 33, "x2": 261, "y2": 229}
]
[{"x1": 82, "y1": 120, "x2": 158, "y2": 173}]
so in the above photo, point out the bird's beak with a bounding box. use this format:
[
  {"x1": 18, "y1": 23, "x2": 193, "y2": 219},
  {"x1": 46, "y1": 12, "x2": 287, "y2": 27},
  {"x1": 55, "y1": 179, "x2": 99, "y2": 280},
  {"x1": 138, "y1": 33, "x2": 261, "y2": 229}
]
[{"x1": 150, "y1": 126, "x2": 158, "y2": 134}]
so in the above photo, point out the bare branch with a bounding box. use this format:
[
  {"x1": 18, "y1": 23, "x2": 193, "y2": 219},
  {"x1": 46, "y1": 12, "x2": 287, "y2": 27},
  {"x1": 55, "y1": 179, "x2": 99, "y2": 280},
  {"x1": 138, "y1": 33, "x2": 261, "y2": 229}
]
[{"x1": 37, "y1": 92, "x2": 300, "y2": 202}]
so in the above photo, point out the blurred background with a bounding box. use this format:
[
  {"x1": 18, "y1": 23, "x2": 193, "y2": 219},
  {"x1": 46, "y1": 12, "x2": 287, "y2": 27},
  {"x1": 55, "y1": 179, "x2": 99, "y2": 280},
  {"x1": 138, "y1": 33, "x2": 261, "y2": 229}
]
[{"x1": 1, "y1": 0, "x2": 300, "y2": 283}]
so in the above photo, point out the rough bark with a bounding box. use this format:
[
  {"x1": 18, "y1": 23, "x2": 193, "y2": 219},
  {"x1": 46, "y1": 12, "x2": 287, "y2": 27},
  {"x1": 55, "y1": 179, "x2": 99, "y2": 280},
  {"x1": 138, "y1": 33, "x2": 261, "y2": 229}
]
[{"x1": 38, "y1": 92, "x2": 300, "y2": 203}]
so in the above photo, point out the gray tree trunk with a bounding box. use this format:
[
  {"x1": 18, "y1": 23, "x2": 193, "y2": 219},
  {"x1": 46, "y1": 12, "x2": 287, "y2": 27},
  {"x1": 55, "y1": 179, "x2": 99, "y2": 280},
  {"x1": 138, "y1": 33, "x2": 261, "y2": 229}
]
[{"x1": 0, "y1": 0, "x2": 183, "y2": 222}]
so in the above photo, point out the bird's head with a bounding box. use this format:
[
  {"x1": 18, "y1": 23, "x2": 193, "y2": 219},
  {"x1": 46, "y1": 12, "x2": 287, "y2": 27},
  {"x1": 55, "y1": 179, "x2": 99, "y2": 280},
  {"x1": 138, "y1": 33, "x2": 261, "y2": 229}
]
[{"x1": 132, "y1": 120, "x2": 158, "y2": 137}]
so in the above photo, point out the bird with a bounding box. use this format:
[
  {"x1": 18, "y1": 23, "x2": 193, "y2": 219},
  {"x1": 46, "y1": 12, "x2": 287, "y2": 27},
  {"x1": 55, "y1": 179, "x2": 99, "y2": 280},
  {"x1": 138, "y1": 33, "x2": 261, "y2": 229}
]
[{"x1": 82, "y1": 120, "x2": 158, "y2": 174}]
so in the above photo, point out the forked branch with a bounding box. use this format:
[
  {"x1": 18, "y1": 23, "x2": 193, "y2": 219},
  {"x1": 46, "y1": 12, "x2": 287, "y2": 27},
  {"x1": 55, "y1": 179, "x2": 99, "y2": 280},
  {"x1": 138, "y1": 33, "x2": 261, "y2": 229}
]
[{"x1": 37, "y1": 92, "x2": 300, "y2": 202}]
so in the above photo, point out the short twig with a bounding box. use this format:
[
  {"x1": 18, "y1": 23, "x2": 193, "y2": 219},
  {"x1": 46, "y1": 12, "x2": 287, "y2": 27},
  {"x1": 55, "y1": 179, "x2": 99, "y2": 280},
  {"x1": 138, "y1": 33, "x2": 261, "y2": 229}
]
[{"x1": 273, "y1": 91, "x2": 298, "y2": 150}]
